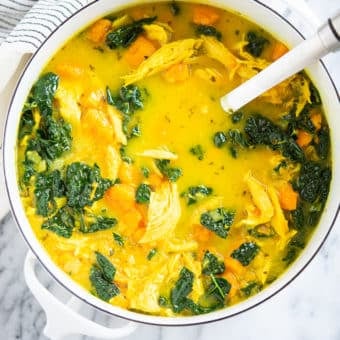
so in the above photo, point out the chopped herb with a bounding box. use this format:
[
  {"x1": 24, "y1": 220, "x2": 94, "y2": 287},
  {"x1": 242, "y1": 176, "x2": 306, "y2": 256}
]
[
  {"x1": 155, "y1": 159, "x2": 182, "y2": 182},
  {"x1": 195, "y1": 25, "x2": 222, "y2": 40},
  {"x1": 231, "y1": 242, "x2": 260, "y2": 266},
  {"x1": 202, "y1": 251, "x2": 225, "y2": 275},
  {"x1": 135, "y1": 183, "x2": 151, "y2": 204},
  {"x1": 200, "y1": 208, "x2": 235, "y2": 238},
  {"x1": 147, "y1": 248, "x2": 157, "y2": 260},
  {"x1": 231, "y1": 111, "x2": 244, "y2": 124},
  {"x1": 213, "y1": 131, "x2": 227, "y2": 148},
  {"x1": 113, "y1": 232, "x2": 124, "y2": 246},
  {"x1": 106, "y1": 16, "x2": 156, "y2": 49},
  {"x1": 190, "y1": 144, "x2": 205, "y2": 160},
  {"x1": 42, "y1": 206, "x2": 74, "y2": 238},
  {"x1": 181, "y1": 185, "x2": 213, "y2": 205},
  {"x1": 141, "y1": 166, "x2": 150, "y2": 178},
  {"x1": 245, "y1": 31, "x2": 269, "y2": 57},
  {"x1": 170, "y1": 1, "x2": 180, "y2": 16}
]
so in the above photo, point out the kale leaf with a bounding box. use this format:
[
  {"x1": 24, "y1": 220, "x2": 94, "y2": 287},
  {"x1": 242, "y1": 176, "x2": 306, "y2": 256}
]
[
  {"x1": 245, "y1": 31, "x2": 269, "y2": 57},
  {"x1": 231, "y1": 242, "x2": 260, "y2": 266},
  {"x1": 19, "y1": 108, "x2": 35, "y2": 140},
  {"x1": 294, "y1": 161, "x2": 331, "y2": 204},
  {"x1": 147, "y1": 248, "x2": 157, "y2": 260},
  {"x1": 135, "y1": 183, "x2": 151, "y2": 204},
  {"x1": 195, "y1": 25, "x2": 222, "y2": 40},
  {"x1": 27, "y1": 115, "x2": 72, "y2": 162},
  {"x1": 89, "y1": 266, "x2": 120, "y2": 301},
  {"x1": 213, "y1": 131, "x2": 227, "y2": 148},
  {"x1": 231, "y1": 111, "x2": 244, "y2": 124},
  {"x1": 244, "y1": 114, "x2": 304, "y2": 162},
  {"x1": 155, "y1": 159, "x2": 182, "y2": 182},
  {"x1": 65, "y1": 162, "x2": 113, "y2": 209},
  {"x1": 170, "y1": 267, "x2": 194, "y2": 313},
  {"x1": 189, "y1": 144, "x2": 205, "y2": 160},
  {"x1": 106, "y1": 17, "x2": 156, "y2": 49},
  {"x1": 41, "y1": 206, "x2": 75, "y2": 238},
  {"x1": 202, "y1": 251, "x2": 225, "y2": 275},
  {"x1": 32, "y1": 72, "x2": 59, "y2": 117},
  {"x1": 113, "y1": 232, "x2": 124, "y2": 246},
  {"x1": 240, "y1": 281, "x2": 262, "y2": 297},
  {"x1": 200, "y1": 207, "x2": 235, "y2": 238},
  {"x1": 169, "y1": 1, "x2": 180, "y2": 16},
  {"x1": 181, "y1": 185, "x2": 213, "y2": 205},
  {"x1": 79, "y1": 215, "x2": 117, "y2": 233},
  {"x1": 34, "y1": 170, "x2": 65, "y2": 216},
  {"x1": 315, "y1": 126, "x2": 330, "y2": 160},
  {"x1": 95, "y1": 251, "x2": 116, "y2": 281}
]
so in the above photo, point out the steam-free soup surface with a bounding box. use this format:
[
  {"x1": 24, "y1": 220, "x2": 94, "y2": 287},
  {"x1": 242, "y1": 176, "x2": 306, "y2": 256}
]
[{"x1": 17, "y1": 2, "x2": 331, "y2": 316}]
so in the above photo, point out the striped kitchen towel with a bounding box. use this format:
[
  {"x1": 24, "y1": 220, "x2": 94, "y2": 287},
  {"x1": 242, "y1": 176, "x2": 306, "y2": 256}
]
[{"x1": 0, "y1": 0, "x2": 91, "y2": 51}]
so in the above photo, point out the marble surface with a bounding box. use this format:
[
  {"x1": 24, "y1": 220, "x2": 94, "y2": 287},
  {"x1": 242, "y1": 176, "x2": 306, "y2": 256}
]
[{"x1": 0, "y1": 0, "x2": 339, "y2": 339}]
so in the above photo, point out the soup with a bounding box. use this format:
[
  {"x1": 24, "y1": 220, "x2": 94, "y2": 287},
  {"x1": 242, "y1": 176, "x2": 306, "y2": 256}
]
[{"x1": 16, "y1": 2, "x2": 331, "y2": 316}]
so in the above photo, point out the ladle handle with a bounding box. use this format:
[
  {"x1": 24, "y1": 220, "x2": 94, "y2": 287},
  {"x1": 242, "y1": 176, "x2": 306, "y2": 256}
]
[{"x1": 220, "y1": 11, "x2": 340, "y2": 113}]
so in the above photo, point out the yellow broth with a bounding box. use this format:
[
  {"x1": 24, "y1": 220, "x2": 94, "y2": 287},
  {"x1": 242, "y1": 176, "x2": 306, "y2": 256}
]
[{"x1": 16, "y1": 2, "x2": 331, "y2": 316}]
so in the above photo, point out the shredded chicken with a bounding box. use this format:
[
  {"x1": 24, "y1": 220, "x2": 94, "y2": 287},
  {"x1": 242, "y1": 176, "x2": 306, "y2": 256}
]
[
  {"x1": 143, "y1": 22, "x2": 173, "y2": 45},
  {"x1": 136, "y1": 147, "x2": 177, "y2": 160}
]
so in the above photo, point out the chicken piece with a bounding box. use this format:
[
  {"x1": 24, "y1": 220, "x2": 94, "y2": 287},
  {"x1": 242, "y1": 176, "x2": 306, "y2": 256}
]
[
  {"x1": 240, "y1": 172, "x2": 274, "y2": 227},
  {"x1": 143, "y1": 22, "x2": 173, "y2": 46},
  {"x1": 139, "y1": 182, "x2": 181, "y2": 243},
  {"x1": 135, "y1": 147, "x2": 177, "y2": 160},
  {"x1": 122, "y1": 38, "x2": 203, "y2": 85},
  {"x1": 106, "y1": 105, "x2": 127, "y2": 145}
]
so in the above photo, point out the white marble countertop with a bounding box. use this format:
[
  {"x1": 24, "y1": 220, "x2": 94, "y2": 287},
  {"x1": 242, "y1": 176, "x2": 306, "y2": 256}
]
[{"x1": 0, "y1": 0, "x2": 339, "y2": 339}]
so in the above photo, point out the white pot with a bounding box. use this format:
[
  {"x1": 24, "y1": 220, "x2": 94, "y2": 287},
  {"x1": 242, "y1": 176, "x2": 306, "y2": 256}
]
[{"x1": 2, "y1": 0, "x2": 340, "y2": 337}]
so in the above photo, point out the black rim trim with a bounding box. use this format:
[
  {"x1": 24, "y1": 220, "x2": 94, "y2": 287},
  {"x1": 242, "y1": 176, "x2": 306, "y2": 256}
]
[{"x1": 3, "y1": 0, "x2": 340, "y2": 327}]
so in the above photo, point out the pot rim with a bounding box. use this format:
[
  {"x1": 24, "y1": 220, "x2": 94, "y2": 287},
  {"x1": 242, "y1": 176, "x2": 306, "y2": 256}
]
[{"x1": 3, "y1": 0, "x2": 340, "y2": 326}]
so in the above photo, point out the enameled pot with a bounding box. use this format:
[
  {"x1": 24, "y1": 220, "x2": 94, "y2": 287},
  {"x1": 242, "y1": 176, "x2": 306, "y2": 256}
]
[{"x1": 2, "y1": 0, "x2": 340, "y2": 337}]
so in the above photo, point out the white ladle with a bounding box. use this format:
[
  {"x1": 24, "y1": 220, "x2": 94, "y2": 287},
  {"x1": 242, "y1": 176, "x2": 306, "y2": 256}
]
[{"x1": 221, "y1": 11, "x2": 340, "y2": 113}]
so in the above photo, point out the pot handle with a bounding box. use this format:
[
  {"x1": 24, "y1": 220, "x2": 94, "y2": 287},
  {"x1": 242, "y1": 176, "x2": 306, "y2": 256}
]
[{"x1": 24, "y1": 251, "x2": 138, "y2": 340}]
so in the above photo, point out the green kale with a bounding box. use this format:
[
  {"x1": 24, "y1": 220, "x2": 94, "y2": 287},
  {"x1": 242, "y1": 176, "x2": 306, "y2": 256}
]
[
  {"x1": 213, "y1": 131, "x2": 227, "y2": 148},
  {"x1": 41, "y1": 206, "x2": 75, "y2": 238},
  {"x1": 155, "y1": 159, "x2": 182, "y2": 182},
  {"x1": 27, "y1": 115, "x2": 72, "y2": 162},
  {"x1": 245, "y1": 31, "x2": 269, "y2": 57},
  {"x1": 106, "y1": 17, "x2": 156, "y2": 49},
  {"x1": 113, "y1": 232, "x2": 124, "y2": 246},
  {"x1": 32, "y1": 72, "x2": 59, "y2": 117},
  {"x1": 195, "y1": 25, "x2": 222, "y2": 40},
  {"x1": 247, "y1": 225, "x2": 276, "y2": 238},
  {"x1": 107, "y1": 85, "x2": 143, "y2": 115},
  {"x1": 169, "y1": 1, "x2": 180, "y2": 16},
  {"x1": 295, "y1": 161, "x2": 331, "y2": 204},
  {"x1": 309, "y1": 81, "x2": 322, "y2": 105},
  {"x1": 135, "y1": 183, "x2": 151, "y2": 204},
  {"x1": 200, "y1": 208, "x2": 235, "y2": 238},
  {"x1": 170, "y1": 267, "x2": 194, "y2": 313},
  {"x1": 119, "y1": 146, "x2": 133, "y2": 164},
  {"x1": 244, "y1": 114, "x2": 304, "y2": 162},
  {"x1": 34, "y1": 170, "x2": 65, "y2": 216},
  {"x1": 315, "y1": 126, "x2": 330, "y2": 160},
  {"x1": 189, "y1": 144, "x2": 205, "y2": 160},
  {"x1": 231, "y1": 242, "x2": 260, "y2": 266},
  {"x1": 65, "y1": 162, "x2": 113, "y2": 209},
  {"x1": 89, "y1": 266, "x2": 120, "y2": 301},
  {"x1": 240, "y1": 281, "x2": 262, "y2": 297},
  {"x1": 95, "y1": 251, "x2": 116, "y2": 281},
  {"x1": 181, "y1": 185, "x2": 213, "y2": 205},
  {"x1": 129, "y1": 124, "x2": 141, "y2": 139},
  {"x1": 22, "y1": 151, "x2": 45, "y2": 185},
  {"x1": 147, "y1": 248, "x2": 157, "y2": 260},
  {"x1": 18, "y1": 108, "x2": 35, "y2": 140},
  {"x1": 231, "y1": 111, "x2": 244, "y2": 124},
  {"x1": 291, "y1": 203, "x2": 305, "y2": 230},
  {"x1": 227, "y1": 129, "x2": 249, "y2": 148},
  {"x1": 206, "y1": 275, "x2": 231, "y2": 302},
  {"x1": 79, "y1": 215, "x2": 117, "y2": 233},
  {"x1": 282, "y1": 230, "x2": 306, "y2": 264},
  {"x1": 141, "y1": 166, "x2": 150, "y2": 178},
  {"x1": 202, "y1": 251, "x2": 225, "y2": 275}
]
